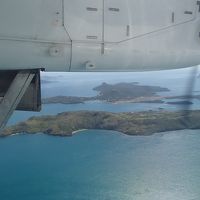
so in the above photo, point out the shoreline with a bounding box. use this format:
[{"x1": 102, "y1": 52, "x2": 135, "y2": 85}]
[
  {"x1": 2, "y1": 110, "x2": 200, "y2": 138},
  {"x1": 42, "y1": 95, "x2": 200, "y2": 105},
  {"x1": 72, "y1": 129, "x2": 88, "y2": 135},
  {"x1": 1, "y1": 127, "x2": 199, "y2": 139}
]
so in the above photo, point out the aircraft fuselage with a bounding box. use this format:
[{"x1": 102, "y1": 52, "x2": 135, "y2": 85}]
[{"x1": 0, "y1": 0, "x2": 200, "y2": 72}]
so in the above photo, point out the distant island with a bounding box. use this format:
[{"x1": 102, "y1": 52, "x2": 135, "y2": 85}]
[
  {"x1": 93, "y1": 82, "x2": 169, "y2": 101},
  {"x1": 42, "y1": 82, "x2": 200, "y2": 105},
  {"x1": 42, "y1": 82, "x2": 169, "y2": 104},
  {"x1": 166, "y1": 101, "x2": 193, "y2": 105},
  {"x1": 42, "y1": 96, "x2": 94, "y2": 104},
  {"x1": 3, "y1": 82, "x2": 200, "y2": 137},
  {"x1": 2, "y1": 110, "x2": 200, "y2": 137}
]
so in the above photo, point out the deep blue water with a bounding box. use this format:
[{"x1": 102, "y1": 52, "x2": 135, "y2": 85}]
[
  {"x1": 1, "y1": 70, "x2": 200, "y2": 200},
  {"x1": 0, "y1": 130, "x2": 200, "y2": 200}
]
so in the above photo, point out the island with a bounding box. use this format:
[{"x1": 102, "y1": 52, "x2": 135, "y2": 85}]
[
  {"x1": 42, "y1": 82, "x2": 200, "y2": 105},
  {"x1": 42, "y1": 96, "x2": 94, "y2": 104},
  {"x1": 93, "y1": 82, "x2": 169, "y2": 102},
  {"x1": 42, "y1": 82, "x2": 169, "y2": 104},
  {"x1": 2, "y1": 110, "x2": 200, "y2": 137},
  {"x1": 166, "y1": 101, "x2": 193, "y2": 105}
]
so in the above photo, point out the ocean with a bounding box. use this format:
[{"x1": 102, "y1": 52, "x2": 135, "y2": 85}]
[{"x1": 1, "y1": 69, "x2": 200, "y2": 200}]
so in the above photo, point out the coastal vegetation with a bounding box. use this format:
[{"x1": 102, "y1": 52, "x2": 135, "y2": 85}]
[
  {"x1": 3, "y1": 82, "x2": 200, "y2": 137},
  {"x1": 2, "y1": 110, "x2": 200, "y2": 137}
]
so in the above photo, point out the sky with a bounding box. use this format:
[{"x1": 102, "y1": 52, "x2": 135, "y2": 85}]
[
  {"x1": 40, "y1": 66, "x2": 200, "y2": 98},
  {"x1": 41, "y1": 66, "x2": 200, "y2": 81}
]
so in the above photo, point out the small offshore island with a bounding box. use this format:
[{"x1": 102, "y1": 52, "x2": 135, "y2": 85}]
[
  {"x1": 42, "y1": 82, "x2": 200, "y2": 105},
  {"x1": 42, "y1": 82, "x2": 170, "y2": 104},
  {"x1": 2, "y1": 82, "x2": 200, "y2": 137},
  {"x1": 2, "y1": 110, "x2": 200, "y2": 137}
]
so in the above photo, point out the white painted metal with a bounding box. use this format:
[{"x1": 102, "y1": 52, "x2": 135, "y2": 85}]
[
  {"x1": 104, "y1": 0, "x2": 131, "y2": 42},
  {"x1": 0, "y1": 71, "x2": 35, "y2": 129},
  {"x1": 71, "y1": 42, "x2": 102, "y2": 71},
  {"x1": 0, "y1": 0, "x2": 71, "y2": 71},
  {"x1": 0, "y1": 41, "x2": 71, "y2": 71},
  {"x1": 0, "y1": 0, "x2": 41, "y2": 39},
  {"x1": 64, "y1": 0, "x2": 103, "y2": 42},
  {"x1": 0, "y1": 0, "x2": 70, "y2": 42},
  {"x1": 104, "y1": 0, "x2": 197, "y2": 43},
  {"x1": 0, "y1": 0, "x2": 200, "y2": 72}
]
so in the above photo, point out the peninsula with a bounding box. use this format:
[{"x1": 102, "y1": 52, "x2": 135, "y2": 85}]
[{"x1": 2, "y1": 110, "x2": 200, "y2": 137}]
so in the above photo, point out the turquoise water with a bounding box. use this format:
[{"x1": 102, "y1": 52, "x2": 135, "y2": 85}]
[
  {"x1": 0, "y1": 130, "x2": 200, "y2": 200},
  {"x1": 1, "y1": 70, "x2": 200, "y2": 199}
]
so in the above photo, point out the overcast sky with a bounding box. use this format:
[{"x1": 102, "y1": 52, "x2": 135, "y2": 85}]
[{"x1": 40, "y1": 66, "x2": 200, "y2": 98}]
